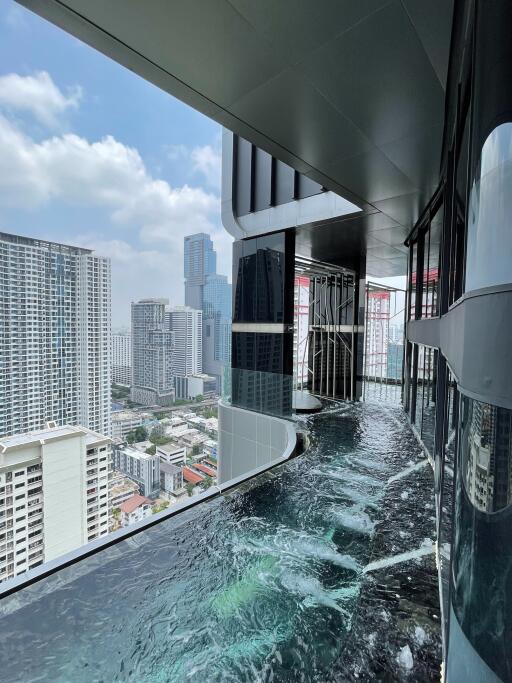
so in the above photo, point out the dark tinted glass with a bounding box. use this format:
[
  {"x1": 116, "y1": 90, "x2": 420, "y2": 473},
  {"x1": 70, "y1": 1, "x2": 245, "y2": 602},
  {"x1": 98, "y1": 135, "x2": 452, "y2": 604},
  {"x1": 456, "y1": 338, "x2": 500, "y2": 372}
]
[{"x1": 452, "y1": 396, "x2": 512, "y2": 681}]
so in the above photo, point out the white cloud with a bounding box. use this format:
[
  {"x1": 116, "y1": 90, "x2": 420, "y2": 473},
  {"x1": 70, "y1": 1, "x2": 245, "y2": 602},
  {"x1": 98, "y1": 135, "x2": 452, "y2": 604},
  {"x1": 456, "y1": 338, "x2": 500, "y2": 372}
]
[
  {"x1": 191, "y1": 144, "x2": 221, "y2": 190},
  {"x1": 0, "y1": 71, "x2": 82, "y2": 128},
  {"x1": 166, "y1": 140, "x2": 221, "y2": 190},
  {"x1": 0, "y1": 70, "x2": 231, "y2": 324},
  {"x1": 0, "y1": 112, "x2": 230, "y2": 324}
]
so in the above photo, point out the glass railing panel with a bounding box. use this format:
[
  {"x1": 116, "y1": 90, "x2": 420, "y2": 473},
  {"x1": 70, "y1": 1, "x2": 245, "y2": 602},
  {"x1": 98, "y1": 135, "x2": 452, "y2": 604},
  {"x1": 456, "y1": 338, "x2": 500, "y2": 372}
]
[{"x1": 230, "y1": 367, "x2": 293, "y2": 417}]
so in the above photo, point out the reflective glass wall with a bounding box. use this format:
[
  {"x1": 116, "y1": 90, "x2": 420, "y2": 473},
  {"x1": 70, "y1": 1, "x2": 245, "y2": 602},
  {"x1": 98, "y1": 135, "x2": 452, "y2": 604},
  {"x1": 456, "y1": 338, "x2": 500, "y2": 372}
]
[
  {"x1": 231, "y1": 231, "x2": 294, "y2": 416},
  {"x1": 451, "y1": 396, "x2": 512, "y2": 681}
]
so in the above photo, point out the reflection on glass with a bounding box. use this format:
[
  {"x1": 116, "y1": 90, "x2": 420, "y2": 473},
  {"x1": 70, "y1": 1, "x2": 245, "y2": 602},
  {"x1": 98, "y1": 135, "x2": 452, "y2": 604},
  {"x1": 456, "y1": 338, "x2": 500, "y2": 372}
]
[
  {"x1": 409, "y1": 243, "x2": 417, "y2": 319},
  {"x1": 452, "y1": 396, "x2": 512, "y2": 681},
  {"x1": 421, "y1": 347, "x2": 436, "y2": 455},
  {"x1": 439, "y1": 369, "x2": 456, "y2": 643},
  {"x1": 233, "y1": 235, "x2": 286, "y2": 324},
  {"x1": 467, "y1": 122, "x2": 512, "y2": 292},
  {"x1": 231, "y1": 367, "x2": 292, "y2": 417},
  {"x1": 425, "y1": 208, "x2": 441, "y2": 318},
  {"x1": 461, "y1": 397, "x2": 512, "y2": 512},
  {"x1": 414, "y1": 345, "x2": 425, "y2": 432}
]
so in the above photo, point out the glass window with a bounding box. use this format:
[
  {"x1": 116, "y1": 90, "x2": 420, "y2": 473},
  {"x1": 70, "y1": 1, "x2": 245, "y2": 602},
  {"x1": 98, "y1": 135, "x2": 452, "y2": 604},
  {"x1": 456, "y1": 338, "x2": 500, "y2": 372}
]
[
  {"x1": 409, "y1": 243, "x2": 417, "y2": 319},
  {"x1": 438, "y1": 368, "x2": 457, "y2": 642},
  {"x1": 421, "y1": 347, "x2": 436, "y2": 455},
  {"x1": 414, "y1": 345, "x2": 425, "y2": 432},
  {"x1": 466, "y1": 122, "x2": 512, "y2": 292},
  {"x1": 452, "y1": 396, "x2": 512, "y2": 680},
  {"x1": 425, "y1": 206, "x2": 442, "y2": 318}
]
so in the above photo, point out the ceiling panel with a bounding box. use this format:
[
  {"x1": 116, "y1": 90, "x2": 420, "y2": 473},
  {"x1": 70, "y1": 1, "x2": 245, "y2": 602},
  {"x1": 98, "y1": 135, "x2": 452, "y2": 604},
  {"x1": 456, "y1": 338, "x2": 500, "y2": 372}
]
[
  {"x1": 324, "y1": 147, "x2": 418, "y2": 204},
  {"x1": 297, "y1": 1, "x2": 445, "y2": 148},
  {"x1": 62, "y1": 0, "x2": 287, "y2": 108},
  {"x1": 231, "y1": 68, "x2": 373, "y2": 168},
  {"x1": 227, "y1": 0, "x2": 389, "y2": 66}
]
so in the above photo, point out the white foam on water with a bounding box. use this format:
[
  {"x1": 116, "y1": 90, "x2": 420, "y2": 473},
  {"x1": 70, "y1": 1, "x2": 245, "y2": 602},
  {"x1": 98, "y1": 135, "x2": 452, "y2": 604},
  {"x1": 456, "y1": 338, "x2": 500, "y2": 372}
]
[
  {"x1": 280, "y1": 573, "x2": 354, "y2": 615},
  {"x1": 387, "y1": 459, "x2": 429, "y2": 484},
  {"x1": 328, "y1": 505, "x2": 376, "y2": 536},
  {"x1": 363, "y1": 542, "x2": 435, "y2": 574},
  {"x1": 397, "y1": 644, "x2": 414, "y2": 670}
]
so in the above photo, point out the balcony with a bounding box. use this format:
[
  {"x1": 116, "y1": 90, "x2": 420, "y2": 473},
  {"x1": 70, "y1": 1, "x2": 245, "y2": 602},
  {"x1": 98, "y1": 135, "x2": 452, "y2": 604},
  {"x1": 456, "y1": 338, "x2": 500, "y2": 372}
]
[{"x1": 0, "y1": 398, "x2": 439, "y2": 681}]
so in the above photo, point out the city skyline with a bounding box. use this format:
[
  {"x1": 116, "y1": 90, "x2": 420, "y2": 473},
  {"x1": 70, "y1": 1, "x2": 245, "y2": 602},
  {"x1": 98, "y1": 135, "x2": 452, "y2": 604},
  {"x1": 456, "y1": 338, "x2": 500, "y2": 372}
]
[{"x1": 0, "y1": 1, "x2": 233, "y2": 329}]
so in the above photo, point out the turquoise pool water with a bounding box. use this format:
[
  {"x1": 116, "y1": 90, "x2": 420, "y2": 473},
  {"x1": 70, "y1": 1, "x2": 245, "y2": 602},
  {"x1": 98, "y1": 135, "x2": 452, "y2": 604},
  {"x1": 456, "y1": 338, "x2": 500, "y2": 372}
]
[{"x1": 0, "y1": 398, "x2": 423, "y2": 682}]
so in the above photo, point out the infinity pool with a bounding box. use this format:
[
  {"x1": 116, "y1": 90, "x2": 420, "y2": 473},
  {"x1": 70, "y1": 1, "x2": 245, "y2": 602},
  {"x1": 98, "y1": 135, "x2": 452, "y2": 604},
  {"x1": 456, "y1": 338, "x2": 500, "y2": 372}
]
[{"x1": 0, "y1": 399, "x2": 437, "y2": 682}]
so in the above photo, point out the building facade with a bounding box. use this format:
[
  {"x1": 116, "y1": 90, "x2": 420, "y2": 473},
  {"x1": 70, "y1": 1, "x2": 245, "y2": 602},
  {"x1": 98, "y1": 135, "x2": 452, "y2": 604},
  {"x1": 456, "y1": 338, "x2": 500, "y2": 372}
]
[
  {"x1": 184, "y1": 233, "x2": 216, "y2": 311},
  {"x1": 111, "y1": 410, "x2": 144, "y2": 440},
  {"x1": 112, "y1": 334, "x2": 131, "y2": 386},
  {"x1": 131, "y1": 299, "x2": 175, "y2": 407},
  {"x1": 202, "y1": 273, "x2": 232, "y2": 383},
  {"x1": 112, "y1": 444, "x2": 160, "y2": 498},
  {"x1": 119, "y1": 494, "x2": 152, "y2": 527},
  {"x1": 0, "y1": 233, "x2": 111, "y2": 438},
  {"x1": 0, "y1": 425, "x2": 111, "y2": 583},
  {"x1": 165, "y1": 306, "x2": 202, "y2": 379}
]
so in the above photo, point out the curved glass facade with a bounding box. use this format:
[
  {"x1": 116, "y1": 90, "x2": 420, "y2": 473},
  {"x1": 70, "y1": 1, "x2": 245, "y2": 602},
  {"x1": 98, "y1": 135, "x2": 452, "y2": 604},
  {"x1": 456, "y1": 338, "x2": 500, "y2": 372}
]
[
  {"x1": 466, "y1": 123, "x2": 512, "y2": 292},
  {"x1": 452, "y1": 396, "x2": 512, "y2": 681}
]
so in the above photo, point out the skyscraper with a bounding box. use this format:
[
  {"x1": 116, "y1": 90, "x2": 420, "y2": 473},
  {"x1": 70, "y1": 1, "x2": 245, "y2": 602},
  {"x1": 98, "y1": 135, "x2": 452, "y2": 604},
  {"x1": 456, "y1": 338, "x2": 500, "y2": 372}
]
[
  {"x1": 203, "y1": 273, "x2": 232, "y2": 380},
  {"x1": 0, "y1": 232, "x2": 111, "y2": 438},
  {"x1": 112, "y1": 334, "x2": 131, "y2": 386},
  {"x1": 131, "y1": 299, "x2": 175, "y2": 406},
  {"x1": 184, "y1": 233, "x2": 216, "y2": 311},
  {"x1": 165, "y1": 306, "x2": 202, "y2": 377},
  {"x1": 183, "y1": 235, "x2": 231, "y2": 388}
]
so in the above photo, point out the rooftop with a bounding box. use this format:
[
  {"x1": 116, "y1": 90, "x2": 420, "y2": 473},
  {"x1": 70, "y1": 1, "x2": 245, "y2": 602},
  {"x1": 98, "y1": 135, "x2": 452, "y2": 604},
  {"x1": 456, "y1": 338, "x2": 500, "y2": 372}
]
[
  {"x1": 182, "y1": 467, "x2": 204, "y2": 485},
  {"x1": 119, "y1": 494, "x2": 152, "y2": 514},
  {"x1": 0, "y1": 424, "x2": 110, "y2": 453},
  {"x1": 160, "y1": 461, "x2": 182, "y2": 476},
  {"x1": 111, "y1": 411, "x2": 141, "y2": 422}
]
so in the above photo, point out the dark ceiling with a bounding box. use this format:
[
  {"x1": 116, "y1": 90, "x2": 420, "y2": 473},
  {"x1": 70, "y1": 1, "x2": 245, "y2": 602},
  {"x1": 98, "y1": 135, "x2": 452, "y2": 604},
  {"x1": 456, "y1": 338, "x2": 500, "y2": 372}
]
[{"x1": 19, "y1": 0, "x2": 454, "y2": 276}]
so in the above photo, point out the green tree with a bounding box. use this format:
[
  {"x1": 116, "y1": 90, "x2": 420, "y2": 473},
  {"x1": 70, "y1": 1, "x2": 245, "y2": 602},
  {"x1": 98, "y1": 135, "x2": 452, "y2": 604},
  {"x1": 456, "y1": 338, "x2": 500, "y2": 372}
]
[
  {"x1": 145, "y1": 444, "x2": 156, "y2": 455},
  {"x1": 192, "y1": 445, "x2": 200, "y2": 456},
  {"x1": 195, "y1": 394, "x2": 204, "y2": 402},
  {"x1": 112, "y1": 507, "x2": 120, "y2": 519},
  {"x1": 200, "y1": 476, "x2": 214, "y2": 490},
  {"x1": 185, "y1": 482, "x2": 195, "y2": 497},
  {"x1": 126, "y1": 431, "x2": 135, "y2": 444},
  {"x1": 134, "y1": 425, "x2": 148, "y2": 442},
  {"x1": 152, "y1": 500, "x2": 169, "y2": 514}
]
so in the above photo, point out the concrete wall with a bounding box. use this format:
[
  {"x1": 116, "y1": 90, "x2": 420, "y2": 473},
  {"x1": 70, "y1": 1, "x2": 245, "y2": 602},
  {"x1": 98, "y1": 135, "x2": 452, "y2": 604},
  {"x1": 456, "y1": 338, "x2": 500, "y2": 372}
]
[
  {"x1": 218, "y1": 400, "x2": 297, "y2": 484},
  {"x1": 42, "y1": 435, "x2": 86, "y2": 563}
]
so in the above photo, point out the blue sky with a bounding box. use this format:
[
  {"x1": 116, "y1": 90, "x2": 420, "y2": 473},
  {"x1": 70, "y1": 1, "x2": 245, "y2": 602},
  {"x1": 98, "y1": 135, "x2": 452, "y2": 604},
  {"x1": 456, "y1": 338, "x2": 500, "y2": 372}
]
[{"x1": 0, "y1": 0, "x2": 231, "y2": 328}]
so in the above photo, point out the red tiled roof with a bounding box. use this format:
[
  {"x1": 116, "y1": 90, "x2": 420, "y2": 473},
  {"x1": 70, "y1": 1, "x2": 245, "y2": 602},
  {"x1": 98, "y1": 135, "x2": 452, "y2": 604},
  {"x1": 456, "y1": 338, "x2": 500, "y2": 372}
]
[
  {"x1": 194, "y1": 463, "x2": 216, "y2": 477},
  {"x1": 183, "y1": 467, "x2": 204, "y2": 484},
  {"x1": 119, "y1": 494, "x2": 151, "y2": 514}
]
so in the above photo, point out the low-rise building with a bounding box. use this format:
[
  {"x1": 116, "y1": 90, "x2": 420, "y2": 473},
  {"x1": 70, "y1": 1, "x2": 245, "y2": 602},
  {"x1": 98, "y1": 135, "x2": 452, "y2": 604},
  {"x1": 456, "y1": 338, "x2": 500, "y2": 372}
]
[
  {"x1": 111, "y1": 410, "x2": 144, "y2": 440},
  {"x1": 186, "y1": 374, "x2": 217, "y2": 399},
  {"x1": 156, "y1": 442, "x2": 186, "y2": 466},
  {"x1": 194, "y1": 462, "x2": 216, "y2": 478},
  {"x1": 109, "y1": 477, "x2": 140, "y2": 510},
  {"x1": 119, "y1": 494, "x2": 152, "y2": 527},
  {"x1": 175, "y1": 374, "x2": 217, "y2": 400},
  {"x1": 178, "y1": 429, "x2": 209, "y2": 453},
  {"x1": 112, "y1": 444, "x2": 160, "y2": 498},
  {"x1": 202, "y1": 439, "x2": 218, "y2": 460},
  {"x1": 182, "y1": 466, "x2": 204, "y2": 486},
  {"x1": 159, "y1": 462, "x2": 184, "y2": 498}
]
